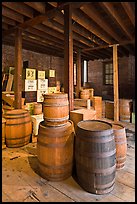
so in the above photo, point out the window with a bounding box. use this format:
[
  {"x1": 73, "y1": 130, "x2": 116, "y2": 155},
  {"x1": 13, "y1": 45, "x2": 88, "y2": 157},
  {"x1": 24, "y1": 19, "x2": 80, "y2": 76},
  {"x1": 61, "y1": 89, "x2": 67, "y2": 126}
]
[
  {"x1": 73, "y1": 63, "x2": 77, "y2": 86},
  {"x1": 83, "y1": 60, "x2": 88, "y2": 83},
  {"x1": 104, "y1": 62, "x2": 113, "y2": 85}
]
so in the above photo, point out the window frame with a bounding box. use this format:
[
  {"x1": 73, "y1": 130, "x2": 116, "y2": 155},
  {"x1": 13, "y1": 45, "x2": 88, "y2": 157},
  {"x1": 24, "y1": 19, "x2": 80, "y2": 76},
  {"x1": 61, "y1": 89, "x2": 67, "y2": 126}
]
[{"x1": 103, "y1": 61, "x2": 113, "y2": 85}]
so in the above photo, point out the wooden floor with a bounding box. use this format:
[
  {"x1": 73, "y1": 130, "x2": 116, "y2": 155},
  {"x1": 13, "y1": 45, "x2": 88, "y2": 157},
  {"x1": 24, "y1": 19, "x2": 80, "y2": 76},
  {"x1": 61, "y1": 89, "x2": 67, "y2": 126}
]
[{"x1": 2, "y1": 118, "x2": 135, "y2": 202}]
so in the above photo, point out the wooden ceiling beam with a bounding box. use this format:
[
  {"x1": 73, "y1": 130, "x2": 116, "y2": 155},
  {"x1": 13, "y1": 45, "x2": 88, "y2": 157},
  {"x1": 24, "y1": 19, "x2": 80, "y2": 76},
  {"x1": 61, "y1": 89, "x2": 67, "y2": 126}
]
[
  {"x1": 24, "y1": 2, "x2": 46, "y2": 14},
  {"x1": 121, "y1": 2, "x2": 135, "y2": 27},
  {"x1": 72, "y1": 8, "x2": 113, "y2": 44},
  {"x1": 2, "y1": 2, "x2": 34, "y2": 18},
  {"x1": 101, "y1": 2, "x2": 133, "y2": 40},
  {"x1": 2, "y1": 16, "x2": 16, "y2": 26},
  {"x1": 2, "y1": 6, "x2": 24, "y2": 23},
  {"x1": 80, "y1": 4, "x2": 122, "y2": 43},
  {"x1": 82, "y1": 40, "x2": 135, "y2": 52}
]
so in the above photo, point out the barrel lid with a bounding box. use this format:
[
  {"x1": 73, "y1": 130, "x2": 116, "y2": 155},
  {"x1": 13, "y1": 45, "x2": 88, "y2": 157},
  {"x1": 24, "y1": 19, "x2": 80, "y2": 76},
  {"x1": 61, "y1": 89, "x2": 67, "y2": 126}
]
[
  {"x1": 77, "y1": 120, "x2": 112, "y2": 131},
  {"x1": 43, "y1": 93, "x2": 68, "y2": 99}
]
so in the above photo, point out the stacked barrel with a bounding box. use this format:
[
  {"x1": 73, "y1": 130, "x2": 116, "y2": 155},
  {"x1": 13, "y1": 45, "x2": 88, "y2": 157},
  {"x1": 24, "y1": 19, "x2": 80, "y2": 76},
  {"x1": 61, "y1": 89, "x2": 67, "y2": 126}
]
[{"x1": 37, "y1": 93, "x2": 74, "y2": 181}]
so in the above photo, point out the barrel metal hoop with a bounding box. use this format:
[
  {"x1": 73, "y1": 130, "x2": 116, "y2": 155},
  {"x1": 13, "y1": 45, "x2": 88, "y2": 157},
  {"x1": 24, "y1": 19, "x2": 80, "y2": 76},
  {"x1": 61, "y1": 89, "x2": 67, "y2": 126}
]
[
  {"x1": 6, "y1": 120, "x2": 32, "y2": 126},
  {"x1": 6, "y1": 134, "x2": 31, "y2": 140},
  {"x1": 38, "y1": 159, "x2": 72, "y2": 169},
  {"x1": 44, "y1": 115, "x2": 69, "y2": 122},
  {"x1": 43, "y1": 102, "x2": 69, "y2": 106}
]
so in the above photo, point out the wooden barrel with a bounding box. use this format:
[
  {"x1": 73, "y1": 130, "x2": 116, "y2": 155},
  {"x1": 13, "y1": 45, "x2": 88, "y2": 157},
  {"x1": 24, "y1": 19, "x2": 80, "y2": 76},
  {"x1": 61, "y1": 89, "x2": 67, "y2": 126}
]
[
  {"x1": 80, "y1": 89, "x2": 90, "y2": 99},
  {"x1": 105, "y1": 100, "x2": 114, "y2": 119},
  {"x1": 119, "y1": 99, "x2": 132, "y2": 122},
  {"x1": 2, "y1": 118, "x2": 6, "y2": 146},
  {"x1": 112, "y1": 123, "x2": 127, "y2": 170},
  {"x1": 75, "y1": 120, "x2": 116, "y2": 194},
  {"x1": 43, "y1": 93, "x2": 69, "y2": 126},
  {"x1": 33, "y1": 103, "x2": 42, "y2": 115},
  {"x1": 4, "y1": 109, "x2": 32, "y2": 148},
  {"x1": 37, "y1": 120, "x2": 74, "y2": 181}
]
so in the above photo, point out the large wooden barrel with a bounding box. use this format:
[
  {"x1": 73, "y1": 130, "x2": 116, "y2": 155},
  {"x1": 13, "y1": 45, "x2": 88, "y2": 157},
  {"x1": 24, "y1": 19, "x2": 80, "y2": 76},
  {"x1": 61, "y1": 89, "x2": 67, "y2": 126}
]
[
  {"x1": 43, "y1": 93, "x2": 69, "y2": 126},
  {"x1": 80, "y1": 89, "x2": 90, "y2": 99},
  {"x1": 75, "y1": 120, "x2": 116, "y2": 194},
  {"x1": 4, "y1": 109, "x2": 32, "y2": 147},
  {"x1": 112, "y1": 123, "x2": 127, "y2": 170},
  {"x1": 37, "y1": 120, "x2": 74, "y2": 181},
  {"x1": 33, "y1": 102, "x2": 42, "y2": 115},
  {"x1": 119, "y1": 99, "x2": 132, "y2": 122},
  {"x1": 2, "y1": 118, "x2": 6, "y2": 146}
]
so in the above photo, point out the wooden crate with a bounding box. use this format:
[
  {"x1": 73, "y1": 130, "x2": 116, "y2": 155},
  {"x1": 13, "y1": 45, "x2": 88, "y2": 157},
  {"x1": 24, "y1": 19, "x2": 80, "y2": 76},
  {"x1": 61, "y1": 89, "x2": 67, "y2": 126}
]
[
  {"x1": 105, "y1": 100, "x2": 114, "y2": 120},
  {"x1": 70, "y1": 108, "x2": 96, "y2": 131},
  {"x1": 92, "y1": 96, "x2": 102, "y2": 119}
]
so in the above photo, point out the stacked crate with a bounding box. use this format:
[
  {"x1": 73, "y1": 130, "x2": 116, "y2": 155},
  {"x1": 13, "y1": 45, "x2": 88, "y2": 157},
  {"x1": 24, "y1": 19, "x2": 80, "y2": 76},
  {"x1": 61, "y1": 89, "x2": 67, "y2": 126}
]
[
  {"x1": 37, "y1": 70, "x2": 48, "y2": 103},
  {"x1": 92, "y1": 96, "x2": 102, "y2": 119},
  {"x1": 22, "y1": 68, "x2": 37, "y2": 115},
  {"x1": 45, "y1": 69, "x2": 57, "y2": 93}
]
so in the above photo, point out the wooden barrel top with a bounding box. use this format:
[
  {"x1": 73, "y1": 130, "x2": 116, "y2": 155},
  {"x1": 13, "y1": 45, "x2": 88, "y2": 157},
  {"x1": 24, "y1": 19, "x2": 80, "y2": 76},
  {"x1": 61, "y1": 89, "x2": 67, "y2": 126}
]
[{"x1": 77, "y1": 120, "x2": 112, "y2": 131}]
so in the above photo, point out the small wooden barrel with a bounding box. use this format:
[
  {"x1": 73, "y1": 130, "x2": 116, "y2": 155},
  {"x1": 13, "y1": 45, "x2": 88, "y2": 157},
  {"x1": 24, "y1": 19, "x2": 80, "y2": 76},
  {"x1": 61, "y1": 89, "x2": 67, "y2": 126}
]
[
  {"x1": 33, "y1": 103, "x2": 42, "y2": 115},
  {"x1": 105, "y1": 100, "x2": 114, "y2": 120},
  {"x1": 112, "y1": 123, "x2": 127, "y2": 170},
  {"x1": 75, "y1": 120, "x2": 116, "y2": 194},
  {"x1": 43, "y1": 93, "x2": 69, "y2": 126},
  {"x1": 2, "y1": 118, "x2": 6, "y2": 146},
  {"x1": 80, "y1": 89, "x2": 90, "y2": 100},
  {"x1": 37, "y1": 120, "x2": 74, "y2": 181},
  {"x1": 5, "y1": 109, "x2": 32, "y2": 148},
  {"x1": 119, "y1": 99, "x2": 132, "y2": 122}
]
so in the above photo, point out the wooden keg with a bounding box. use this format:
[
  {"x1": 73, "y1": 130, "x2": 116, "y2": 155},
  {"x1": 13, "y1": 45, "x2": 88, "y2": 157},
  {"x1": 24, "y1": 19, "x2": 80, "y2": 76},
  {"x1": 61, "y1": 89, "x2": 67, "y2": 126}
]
[
  {"x1": 75, "y1": 120, "x2": 116, "y2": 194},
  {"x1": 37, "y1": 120, "x2": 74, "y2": 181},
  {"x1": 2, "y1": 118, "x2": 6, "y2": 146},
  {"x1": 119, "y1": 99, "x2": 132, "y2": 122},
  {"x1": 80, "y1": 89, "x2": 90, "y2": 100},
  {"x1": 5, "y1": 109, "x2": 32, "y2": 148},
  {"x1": 33, "y1": 103, "x2": 42, "y2": 115},
  {"x1": 43, "y1": 93, "x2": 69, "y2": 126},
  {"x1": 112, "y1": 123, "x2": 127, "y2": 170},
  {"x1": 105, "y1": 100, "x2": 114, "y2": 120}
]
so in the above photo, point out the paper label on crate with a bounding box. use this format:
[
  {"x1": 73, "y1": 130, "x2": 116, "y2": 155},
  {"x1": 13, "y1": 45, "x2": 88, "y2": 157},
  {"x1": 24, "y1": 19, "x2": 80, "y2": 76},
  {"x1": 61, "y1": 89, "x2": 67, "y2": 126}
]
[
  {"x1": 25, "y1": 80, "x2": 37, "y2": 91},
  {"x1": 26, "y1": 68, "x2": 36, "y2": 80},
  {"x1": 49, "y1": 70, "x2": 55, "y2": 77},
  {"x1": 38, "y1": 71, "x2": 45, "y2": 79},
  {"x1": 37, "y1": 79, "x2": 48, "y2": 90}
]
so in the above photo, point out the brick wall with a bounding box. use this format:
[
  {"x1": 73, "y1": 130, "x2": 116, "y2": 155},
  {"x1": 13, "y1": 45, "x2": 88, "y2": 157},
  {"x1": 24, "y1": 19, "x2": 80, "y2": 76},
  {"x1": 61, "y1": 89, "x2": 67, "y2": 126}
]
[
  {"x1": 88, "y1": 55, "x2": 135, "y2": 100},
  {"x1": 2, "y1": 44, "x2": 64, "y2": 86}
]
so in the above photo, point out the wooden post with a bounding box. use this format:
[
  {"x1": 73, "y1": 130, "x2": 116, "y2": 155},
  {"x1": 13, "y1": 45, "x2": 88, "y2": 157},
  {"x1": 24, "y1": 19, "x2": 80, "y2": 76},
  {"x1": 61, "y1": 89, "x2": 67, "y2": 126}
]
[
  {"x1": 64, "y1": 4, "x2": 74, "y2": 111},
  {"x1": 113, "y1": 44, "x2": 119, "y2": 121},
  {"x1": 14, "y1": 28, "x2": 22, "y2": 109},
  {"x1": 76, "y1": 49, "x2": 81, "y2": 98}
]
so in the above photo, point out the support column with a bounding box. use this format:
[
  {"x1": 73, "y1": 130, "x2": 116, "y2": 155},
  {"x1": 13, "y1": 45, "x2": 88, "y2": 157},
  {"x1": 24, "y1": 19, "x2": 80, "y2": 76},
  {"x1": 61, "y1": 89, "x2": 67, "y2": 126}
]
[
  {"x1": 76, "y1": 49, "x2": 81, "y2": 98},
  {"x1": 113, "y1": 44, "x2": 119, "y2": 121},
  {"x1": 14, "y1": 28, "x2": 22, "y2": 109},
  {"x1": 64, "y1": 4, "x2": 74, "y2": 111}
]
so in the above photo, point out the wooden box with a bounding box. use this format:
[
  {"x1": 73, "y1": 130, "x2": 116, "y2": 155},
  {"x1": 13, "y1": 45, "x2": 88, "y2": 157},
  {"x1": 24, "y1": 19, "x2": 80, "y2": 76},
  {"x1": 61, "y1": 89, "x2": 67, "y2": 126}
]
[
  {"x1": 70, "y1": 108, "x2": 96, "y2": 131},
  {"x1": 92, "y1": 96, "x2": 102, "y2": 119}
]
